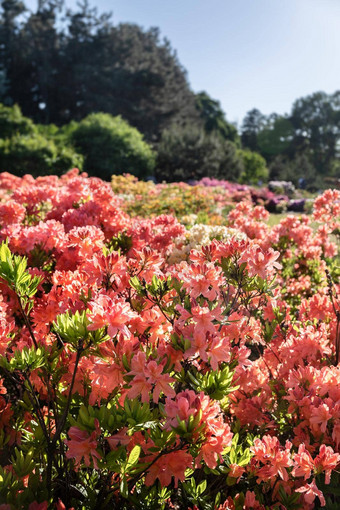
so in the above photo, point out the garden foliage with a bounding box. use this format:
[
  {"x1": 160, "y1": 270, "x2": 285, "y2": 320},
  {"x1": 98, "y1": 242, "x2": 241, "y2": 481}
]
[
  {"x1": 155, "y1": 125, "x2": 243, "y2": 182},
  {"x1": 68, "y1": 113, "x2": 156, "y2": 180},
  {"x1": 0, "y1": 170, "x2": 339, "y2": 509},
  {"x1": 0, "y1": 105, "x2": 83, "y2": 177},
  {"x1": 0, "y1": 106, "x2": 158, "y2": 181}
]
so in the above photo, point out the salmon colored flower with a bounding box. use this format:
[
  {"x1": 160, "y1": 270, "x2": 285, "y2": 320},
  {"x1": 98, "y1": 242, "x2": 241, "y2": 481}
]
[
  {"x1": 296, "y1": 479, "x2": 326, "y2": 506},
  {"x1": 127, "y1": 355, "x2": 175, "y2": 403},
  {"x1": 87, "y1": 294, "x2": 136, "y2": 338},
  {"x1": 65, "y1": 426, "x2": 101, "y2": 468},
  {"x1": 292, "y1": 443, "x2": 314, "y2": 480},
  {"x1": 239, "y1": 245, "x2": 281, "y2": 280},
  {"x1": 145, "y1": 450, "x2": 193, "y2": 487},
  {"x1": 314, "y1": 444, "x2": 340, "y2": 484},
  {"x1": 310, "y1": 403, "x2": 333, "y2": 434},
  {"x1": 228, "y1": 463, "x2": 245, "y2": 481}
]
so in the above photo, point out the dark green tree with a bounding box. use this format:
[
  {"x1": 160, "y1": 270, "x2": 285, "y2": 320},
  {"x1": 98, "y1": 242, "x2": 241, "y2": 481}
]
[
  {"x1": 1, "y1": 0, "x2": 64, "y2": 123},
  {"x1": 0, "y1": 0, "x2": 27, "y2": 105},
  {"x1": 257, "y1": 115, "x2": 295, "y2": 161},
  {"x1": 0, "y1": 1, "x2": 201, "y2": 141},
  {"x1": 290, "y1": 91, "x2": 340, "y2": 174},
  {"x1": 241, "y1": 108, "x2": 266, "y2": 152},
  {"x1": 156, "y1": 125, "x2": 243, "y2": 182},
  {"x1": 53, "y1": 0, "x2": 112, "y2": 124},
  {"x1": 195, "y1": 91, "x2": 239, "y2": 145},
  {"x1": 269, "y1": 152, "x2": 317, "y2": 190}
]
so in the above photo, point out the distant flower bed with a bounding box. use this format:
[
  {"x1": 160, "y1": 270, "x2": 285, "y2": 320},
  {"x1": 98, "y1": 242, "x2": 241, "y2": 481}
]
[
  {"x1": 112, "y1": 174, "x2": 311, "y2": 220},
  {"x1": 0, "y1": 170, "x2": 339, "y2": 509}
]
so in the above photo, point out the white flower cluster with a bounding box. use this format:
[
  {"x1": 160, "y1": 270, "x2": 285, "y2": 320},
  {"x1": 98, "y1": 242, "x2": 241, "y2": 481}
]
[
  {"x1": 168, "y1": 223, "x2": 247, "y2": 264},
  {"x1": 179, "y1": 214, "x2": 198, "y2": 227},
  {"x1": 116, "y1": 193, "x2": 134, "y2": 202}
]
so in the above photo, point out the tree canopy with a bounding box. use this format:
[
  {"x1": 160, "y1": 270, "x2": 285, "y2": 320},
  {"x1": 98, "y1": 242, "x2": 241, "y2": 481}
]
[
  {"x1": 195, "y1": 91, "x2": 239, "y2": 145},
  {"x1": 242, "y1": 91, "x2": 340, "y2": 186},
  {"x1": 0, "y1": 0, "x2": 202, "y2": 141}
]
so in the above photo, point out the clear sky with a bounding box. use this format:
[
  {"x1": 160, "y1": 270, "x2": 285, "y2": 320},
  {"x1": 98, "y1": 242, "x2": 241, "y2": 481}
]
[{"x1": 24, "y1": 0, "x2": 340, "y2": 126}]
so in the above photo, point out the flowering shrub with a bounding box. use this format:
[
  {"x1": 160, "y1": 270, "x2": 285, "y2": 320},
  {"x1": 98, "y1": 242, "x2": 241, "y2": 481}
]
[
  {"x1": 111, "y1": 174, "x2": 303, "y2": 221},
  {"x1": 0, "y1": 169, "x2": 339, "y2": 509},
  {"x1": 111, "y1": 175, "x2": 221, "y2": 221}
]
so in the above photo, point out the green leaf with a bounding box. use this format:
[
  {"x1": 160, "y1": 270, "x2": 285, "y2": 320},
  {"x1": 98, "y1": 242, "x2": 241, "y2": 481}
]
[
  {"x1": 53, "y1": 310, "x2": 89, "y2": 346},
  {"x1": 130, "y1": 276, "x2": 143, "y2": 292},
  {"x1": 126, "y1": 445, "x2": 141, "y2": 469},
  {"x1": 0, "y1": 241, "x2": 42, "y2": 298},
  {"x1": 197, "y1": 479, "x2": 207, "y2": 495}
]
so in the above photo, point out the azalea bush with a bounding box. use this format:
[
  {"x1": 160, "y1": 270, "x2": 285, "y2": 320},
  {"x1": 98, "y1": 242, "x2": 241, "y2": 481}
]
[
  {"x1": 111, "y1": 174, "x2": 301, "y2": 222},
  {"x1": 0, "y1": 170, "x2": 339, "y2": 509},
  {"x1": 111, "y1": 174, "x2": 221, "y2": 221},
  {"x1": 111, "y1": 174, "x2": 256, "y2": 224}
]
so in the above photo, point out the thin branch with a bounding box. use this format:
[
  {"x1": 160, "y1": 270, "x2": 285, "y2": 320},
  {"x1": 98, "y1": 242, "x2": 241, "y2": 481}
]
[
  {"x1": 22, "y1": 372, "x2": 50, "y2": 442},
  {"x1": 51, "y1": 343, "x2": 83, "y2": 447},
  {"x1": 16, "y1": 294, "x2": 39, "y2": 349}
]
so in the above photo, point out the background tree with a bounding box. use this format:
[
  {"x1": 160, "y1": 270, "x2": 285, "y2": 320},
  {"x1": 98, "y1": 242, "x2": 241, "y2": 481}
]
[
  {"x1": 290, "y1": 91, "x2": 340, "y2": 175},
  {"x1": 0, "y1": 103, "x2": 36, "y2": 137},
  {"x1": 241, "y1": 108, "x2": 266, "y2": 152},
  {"x1": 0, "y1": 132, "x2": 83, "y2": 177},
  {"x1": 195, "y1": 91, "x2": 239, "y2": 145},
  {"x1": 0, "y1": 1, "x2": 201, "y2": 142},
  {"x1": 156, "y1": 125, "x2": 243, "y2": 182},
  {"x1": 238, "y1": 149, "x2": 268, "y2": 184},
  {"x1": 242, "y1": 92, "x2": 340, "y2": 187},
  {"x1": 68, "y1": 112, "x2": 156, "y2": 180},
  {"x1": 257, "y1": 115, "x2": 295, "y2": 161},
  {"x1": 1, "y1": 0, "x2": 339, "y2": 186},
  {"x1": 0, "y1": 103, "x2": 83, "y2": 176}
]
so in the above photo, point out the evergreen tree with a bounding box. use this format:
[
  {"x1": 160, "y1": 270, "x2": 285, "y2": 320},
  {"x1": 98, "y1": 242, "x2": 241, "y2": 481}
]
[
  {"x1": 0, "y1": 0, "x2": 26, "y2": 105},
  {"x1": 195, "y1": 91, "x2": 239, "y2": 145},
  {"x1": 0, "y1": 1, "x2": 200, "y2": 141},
  {"x1": 156, "y1": 125, "x2": 243, "y2": 182},
  {"x1": 241, "y1": 108, "x2": 265, "y2": 152}
]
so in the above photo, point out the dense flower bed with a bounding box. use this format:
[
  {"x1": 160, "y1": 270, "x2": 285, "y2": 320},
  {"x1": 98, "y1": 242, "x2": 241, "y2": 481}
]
[
  {"x1": 0, "y1": 170, "x2": 339, "y2": 509},
  {"x1": 111, "y1": 174, "x2": 309, "y2": 221}
]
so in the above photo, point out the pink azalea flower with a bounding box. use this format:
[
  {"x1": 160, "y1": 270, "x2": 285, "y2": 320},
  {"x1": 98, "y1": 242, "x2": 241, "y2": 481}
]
[
  {"x1": 296, "y1": 479, "x2": 326, "y2": 507},
  {"x1": 65, "y1": 426, "x2": 101, "y2": 468},
  {"x1": 145, "y1": 451, "x2": 193, "y2": 488},
  {"x1": 87, "y1": 295, "x2": 137, "y2": 338}
]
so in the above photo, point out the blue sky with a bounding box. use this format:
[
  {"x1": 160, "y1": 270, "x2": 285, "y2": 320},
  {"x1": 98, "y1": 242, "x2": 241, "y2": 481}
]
[{"x1": 25, "y1": 0, "x2": 340, "y2": 126}]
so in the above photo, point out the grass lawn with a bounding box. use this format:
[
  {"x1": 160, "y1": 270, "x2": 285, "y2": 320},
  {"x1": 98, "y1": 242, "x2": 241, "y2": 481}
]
[{"x1": 266, "y1": 213, "x2": 289, "y2": 227}]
